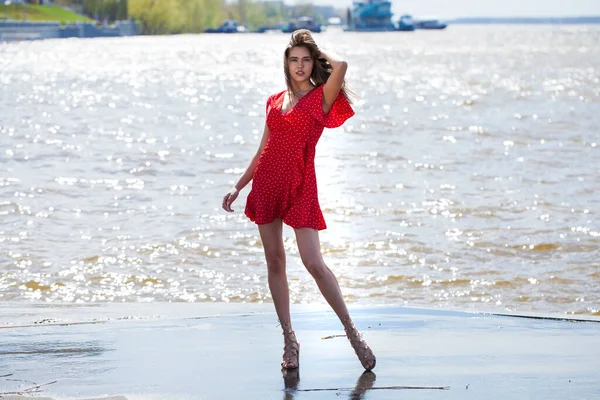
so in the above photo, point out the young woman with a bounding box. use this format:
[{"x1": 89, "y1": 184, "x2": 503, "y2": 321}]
[{"x1": 222, "y1": 29, "x2": 376, "y2": 371}]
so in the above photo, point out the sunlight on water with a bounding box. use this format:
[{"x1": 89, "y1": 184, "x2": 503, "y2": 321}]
[{"x1": 1, "y1": 26, "x2": 599, "y2": 316}]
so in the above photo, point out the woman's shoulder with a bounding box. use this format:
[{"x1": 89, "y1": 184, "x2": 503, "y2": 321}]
[{"x1": 268, "y1": 90, "x2": 286, "y2": 103}]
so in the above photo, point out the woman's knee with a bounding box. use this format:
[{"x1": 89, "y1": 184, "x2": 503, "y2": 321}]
[
  {"x1": 303, "y1": 258, "x2": 327, "y2": 278},
  {"x1": 265, "y1": 252, "x2": 286, "y2": 274}
]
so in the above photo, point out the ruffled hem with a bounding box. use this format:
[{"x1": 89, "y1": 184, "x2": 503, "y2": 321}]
[
  {"x1": 245, "y1": 196, "x2": 326, "y2": 230},
  {"x1": 244, "y1": 215, "x2": 326, "y2": 231},
  {"x1": 284, "y1": 217, "x2": 326, "y2": 231}
]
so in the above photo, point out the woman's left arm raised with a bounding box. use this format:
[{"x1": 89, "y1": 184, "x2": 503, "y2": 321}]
[{"x1": 319, "y1": 50, "x2": 348, "y2": 113}]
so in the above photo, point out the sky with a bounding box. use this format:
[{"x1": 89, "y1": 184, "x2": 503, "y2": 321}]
[{"x1": 306, "y1": 0, "x2": 600, "y2": 18}]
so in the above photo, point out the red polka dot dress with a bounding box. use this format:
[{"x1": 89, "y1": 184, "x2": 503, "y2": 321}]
[{"x1": 245, "y1": 85, "x2": 354, "y2": 230}]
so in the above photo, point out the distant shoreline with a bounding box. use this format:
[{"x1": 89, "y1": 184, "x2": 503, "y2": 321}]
[{"x1": 447, "y1": 16, "x2": 600, "y2": 24}]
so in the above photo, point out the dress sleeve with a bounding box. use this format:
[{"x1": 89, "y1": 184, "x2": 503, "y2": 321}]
[
  {"x1": 310, "y1": 85, "x2": 355, "y2": 128},
  {"x1": 266, "y1": 94, "x2": 273, "y2": 115}
]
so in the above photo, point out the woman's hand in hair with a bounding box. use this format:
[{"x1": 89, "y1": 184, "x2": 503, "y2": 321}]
[{"x1": 318, "y1": 50, "x2": 345, "y2": 71}]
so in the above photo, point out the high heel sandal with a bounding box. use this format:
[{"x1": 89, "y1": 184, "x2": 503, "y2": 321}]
[
  {"x1": 343, "y1": 317, "x2": 376, "y2": 371},
  {"x1": 281, "y1": 323, "x2": 300, "y2": 369}
]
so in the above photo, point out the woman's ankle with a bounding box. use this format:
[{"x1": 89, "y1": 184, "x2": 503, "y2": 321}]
[
  {"x1": 341, "y1": 315, "x2": 355, "y2": 329},
  {"x1": 280, "y1": 320, "x2": 293, "y2": 331}
]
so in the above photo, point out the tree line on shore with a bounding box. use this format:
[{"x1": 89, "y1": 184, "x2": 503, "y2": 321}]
[
  {"x1": 52, "y1": 0, "x2": 311, "y2": 34},
  {"x1": 129, "y1": 0, "x2": 292, "y2": 34}
]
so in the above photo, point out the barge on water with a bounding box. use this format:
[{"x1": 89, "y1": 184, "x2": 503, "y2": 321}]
[{"x1": 345, "y1": 0, "x2": 414, "y2": 31}]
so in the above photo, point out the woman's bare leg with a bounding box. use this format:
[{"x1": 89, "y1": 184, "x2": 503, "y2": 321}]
[
  {"x1": 293, "y1": 227, "x2": 349, "y2": 319},
  {"x1": 259, "y1": 219, "x2": 289, "y2": 325},
  {"x1": 294, "y1": 227, "x2": 376, "y2": 371},
  {"x1": 259, "y1": 218, "x2": 299, "y2": 369}
]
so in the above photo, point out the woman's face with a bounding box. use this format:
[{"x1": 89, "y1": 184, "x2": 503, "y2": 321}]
[{"x1": 287, "y1": 46, "x2": 313, "y2": 86}]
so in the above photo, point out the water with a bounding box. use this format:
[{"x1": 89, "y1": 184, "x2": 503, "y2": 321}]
[{"x1": 1, "y1": 26, "x2": 599, "y2": 317}]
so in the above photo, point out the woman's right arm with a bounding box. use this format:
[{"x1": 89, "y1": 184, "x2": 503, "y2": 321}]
[
  {"x1": 319, "y1": 50, "x2": 348, "y2": 113},
  {"x1": 222, "y1": 123, "x2": 270, "y2": 212}
]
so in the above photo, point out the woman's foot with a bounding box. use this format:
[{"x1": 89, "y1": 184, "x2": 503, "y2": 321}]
[
  {"x1": 343, "y1": 317, "x2": 376, "y2": 371},
  {"x1": 281, "y1": 323, "x2": 300, "y2": 369}
]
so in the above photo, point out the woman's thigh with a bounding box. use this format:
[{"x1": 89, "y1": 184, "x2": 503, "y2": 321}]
[{"x1": 294, "y1": 227, "x2": 325, "y2": 269}]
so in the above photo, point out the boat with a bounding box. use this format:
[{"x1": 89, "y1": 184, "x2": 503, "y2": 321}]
[
  {"x1": 204, "y1": 20, "x2": 247, "y2": 34},
  {"x1": 397, "y1": 14, "x2": 416, "y2": 31},
  {"x1": 345, "y1": 0, "x2": 395, "y2": 31},
  {"x1": 345, "y1": 0, "x2": 414, "y2": 32},
  {"x1": 255, "y1": 23, "x2": 283, "y2": 33},
  {"x1": 281, "y1": 16, "x2": 322, "y2": 33},
  {"x1": 414, "y1": 19, "x2": 448, "y2": 29}
]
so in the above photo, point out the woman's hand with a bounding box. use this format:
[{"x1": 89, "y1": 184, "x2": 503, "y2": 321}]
[{"x1": 222, "y1": 187, "x2": 239, "y2": 212}]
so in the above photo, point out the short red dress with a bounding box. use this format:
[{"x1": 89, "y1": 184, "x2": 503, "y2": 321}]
[{"x1": 245, "y1": 85, "x2": 354, "y2": 230}]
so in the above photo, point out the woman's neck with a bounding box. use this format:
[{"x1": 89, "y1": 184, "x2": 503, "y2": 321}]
[{"x1": 291, "y1": 83, "x2": 314, "y2": 96}]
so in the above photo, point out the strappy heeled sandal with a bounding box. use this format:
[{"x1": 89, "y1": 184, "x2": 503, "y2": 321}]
[
  {"x1": 343, "y1": 317, "x2": 376, "y2": 371},
  {"x1": 281, "y1": 323, "x2": 300, "y2": 369}
]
